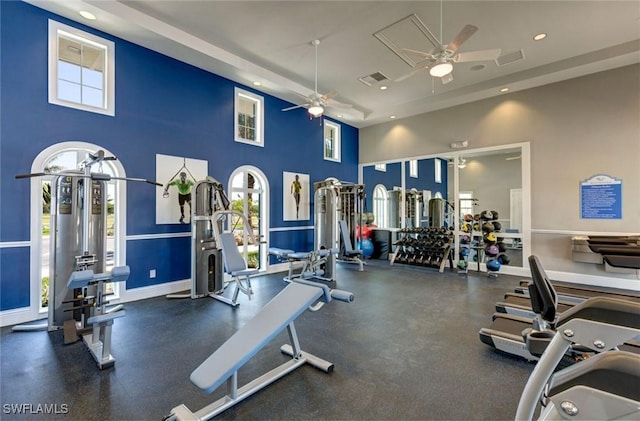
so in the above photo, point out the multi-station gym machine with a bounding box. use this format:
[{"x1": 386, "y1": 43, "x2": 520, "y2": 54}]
[
  {"x1": 167, "y1": 177, "x2": 257, "y2": 306},
  {"x1": 314, "y1": 179, "x2": 366, "y2": 275},
  {"x1": 13, "y1": 150, "x2": 161, "y2": 369}
]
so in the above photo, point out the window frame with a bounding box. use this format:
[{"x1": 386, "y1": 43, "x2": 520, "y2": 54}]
[
  {"x1": 409, "y1": 159, "x2": 418, "y2": 178},
  {"x1": 374, "y1": 163, "x2": 387, "y2": 172},
  {"x1": 48, "y1": 20, "x2": 115, "y2": 116},
  {"x1": 323, "y1": 120, "x2": 341, "y2": 162},
  {"x1": 234, "y1": 88, "x2": 264, "y2": 147},
  {"x1": 434, "y1": 158, "x2": 442, "y2": 184}
]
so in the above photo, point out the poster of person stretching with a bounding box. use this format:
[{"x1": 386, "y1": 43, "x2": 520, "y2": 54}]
[
  {"x1": 156, "y1": 154, "x2": 208, "y2": 224},
  {"x1": 283, "y1": 172, "x2": 310, "y2": 221}
]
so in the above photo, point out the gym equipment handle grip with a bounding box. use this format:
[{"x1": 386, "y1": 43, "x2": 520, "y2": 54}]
[{"x1": 330, "y1": 289, "x2": 354, "y2": 303}]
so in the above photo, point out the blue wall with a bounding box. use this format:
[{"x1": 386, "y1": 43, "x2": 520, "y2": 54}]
[
  {"x1": 0, "y1": 1, "x2": 358, "y2": 311},
  {"x1": 405, "y1": 159, "x2": 448, "y2": 198}
]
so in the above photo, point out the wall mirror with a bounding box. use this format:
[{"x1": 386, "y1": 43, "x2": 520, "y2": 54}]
[{"x1": 359, "y1": 142, "x2": 530, "y2": 274}]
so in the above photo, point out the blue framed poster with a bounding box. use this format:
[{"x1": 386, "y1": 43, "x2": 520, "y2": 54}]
[{"x1": 580, "y1": 174, "x2": 622, "y2": 219}]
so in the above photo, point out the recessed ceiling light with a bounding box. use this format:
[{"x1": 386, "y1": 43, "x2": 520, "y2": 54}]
[
  {"x1": 390, "y1": 115, "x2": 396, "y2": 119},
  {"x1": 336, "y1": 114, "x2": 343, "y2": 118},
  {"x1": 79, "y1": 10, "x2": 96, "y2": 20},
  {"x1": 379, "y1": 85, "x2": 388, "y2": 90},
  {"x1": 500, "y1": 87, "x2": 510, "y2": 93},
  {"x1": 533, "y1": 33, "x2": 547, "y2": 41},
  {"x1": 252, "y1": 81, "x2": 262, "y2": 86}
]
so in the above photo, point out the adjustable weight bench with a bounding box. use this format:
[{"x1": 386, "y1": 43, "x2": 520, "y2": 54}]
[
  {"x1": 66, "y1": 265, "x2": 129, "y2": 369},
  {"x1": 167, "y1": 279, "x2": 354, "y2": 420},
  {"x1": 269, "y1": 247, "x2": 339, "y2": 282}
]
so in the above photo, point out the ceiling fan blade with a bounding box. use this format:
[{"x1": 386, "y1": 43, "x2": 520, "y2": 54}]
[
  {"x1": 441, "y1": 73, "x2": 454, "y2": 85},
  {"x1": 401, "y1": 48, "x2": 437, "y2": 62},
  {"x1": 445, "y1": 24, "x2": 478, "y2": 54},
  {"x1": 282, "y1": 104, "x2": 308, "y2": 112},
  {"x1": 320, "y1": 90, "x2": 339, "y2": 101},
  {"x1": 453, "y1": 48, "x2": 501, "y2": 63},
  {"x1": 394, "y1": 65, "x2": 430, "y2": 82}
]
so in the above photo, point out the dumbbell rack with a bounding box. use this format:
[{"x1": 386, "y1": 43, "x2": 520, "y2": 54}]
[{"x1": 390, "y1": 227, "x2": 454, "y2": 273}]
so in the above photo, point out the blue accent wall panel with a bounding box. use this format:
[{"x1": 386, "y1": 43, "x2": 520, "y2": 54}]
[
  {"x1": 126, "y1": 237, "x2": 191, "y2": 289},
  {"x1": 0, "y1": 2, "x2": 358, "y2": 311},
  {"x1": 406, "y1": 159, "x2": 449, "y2": 199},
  {"x1": 0, "y1": 248, "x2": 31, "y2": 310},
  {"x1": 363, "y1": 162, "x2": 403, "y2": 212}
]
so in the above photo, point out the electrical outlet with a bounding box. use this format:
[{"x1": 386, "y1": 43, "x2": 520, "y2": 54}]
[{"x1": 149, "y1": 269, "x2": 156, "y2": 278}]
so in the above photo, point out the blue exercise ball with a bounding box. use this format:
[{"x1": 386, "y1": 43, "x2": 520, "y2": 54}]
[{"x1": 357, "y1": 238, "x2": 374, "y2": 258}]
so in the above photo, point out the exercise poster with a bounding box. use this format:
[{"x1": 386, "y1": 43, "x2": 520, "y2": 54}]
[
  {"x1": 283, "y1": 171, "x2": 310, "y2": 221},
  {"x1": 580, "y1": 174, "x2": 622, "y2": 219},
  {"x1": 156, "y1": 154, "x2": 208, "y2": 224}
]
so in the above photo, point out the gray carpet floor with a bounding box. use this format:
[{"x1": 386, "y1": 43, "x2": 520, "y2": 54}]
[{"x1": 1, "y1": 260, "x2": 536, "y2": 420}]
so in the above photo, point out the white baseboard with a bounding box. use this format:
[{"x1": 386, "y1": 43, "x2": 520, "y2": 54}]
[
  {"x1": 0, "y1": 307, "x2": 45, "y2": 328},
  {"x1": 120, "y1": 279, "x2": 191, "y2": 303}
]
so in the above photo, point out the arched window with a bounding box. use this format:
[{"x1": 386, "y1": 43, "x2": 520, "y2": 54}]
[
  {"x1": 228, "y1": 166, "x2": 269, "y2": 271},
  {"x1": 30, "y1": 142, "x2": 126, "y2": 317},
  {"x1": 373, "y1": 184, "x2": 388, "y2": 228}
]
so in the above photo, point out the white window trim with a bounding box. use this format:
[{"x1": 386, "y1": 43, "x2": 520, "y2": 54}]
[
  {"x1": 48, "y1": 20, "x2": 115, "y2": 116},
  {"x1": 435, "y1": 158, "x2": 442, "y2": 184},
  {"x1": 409, "y1": 159, "x2": 418, "y2": 178},
  {"x1": 323, "y1": 120, "x2": 341, "y2": 162},
  {"x1": 234, "y1": 88, "x2": 264, "y2": 147}
]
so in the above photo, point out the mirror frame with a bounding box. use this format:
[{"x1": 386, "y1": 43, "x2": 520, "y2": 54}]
[{"x1": 359, "y1": 141, "x2": 530, "y2": 275}]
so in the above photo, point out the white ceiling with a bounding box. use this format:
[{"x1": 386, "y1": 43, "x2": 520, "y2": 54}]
[{"x1": 28, "y1": 0, "x2": 640, "y2": 128}]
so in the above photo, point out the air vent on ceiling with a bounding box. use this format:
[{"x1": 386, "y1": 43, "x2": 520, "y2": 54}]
[
  {"x1": 495, "y1": 49, "x2": 525, "y2": 67},
  {"x1": 358, "y1": 71, "x2": 389, "y2": 87}
]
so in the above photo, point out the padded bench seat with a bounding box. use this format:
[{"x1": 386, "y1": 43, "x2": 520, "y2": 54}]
[{"x1": 190, "y1": 282, "x2": 324, "y2": 394}]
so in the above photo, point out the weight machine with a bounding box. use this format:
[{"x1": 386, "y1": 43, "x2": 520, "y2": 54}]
[
  {"x1": 13, "y1": 150, "x2": 161, "y2": 369},
  {"x1": 167, "y1": 177, "x2": 258, "y2": 307},
  {"x1": 314, "y1": 179, "x2": 365, "y2": 274}
]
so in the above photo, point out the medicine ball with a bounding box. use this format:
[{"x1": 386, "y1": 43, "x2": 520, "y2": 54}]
[
  {"x1": 473, "y1": 223, "x2": 481, "y2": 231},
  {"x1": 491, "y1": 210, "x2": 499, "y2": 221},
  {"x1": 460, "y1": 247, "x2": 470, "y2": 257},
  {"x1": 492, "y1": 221, "x2": 502, "y2": 232},
  {"x1": 460, "y1": 235, "x2": 471, "y2": 244},
  {"x1": 483, "y1": 232, "x2": 497, "y2": 245},
  {"x1": 482, "y1": 222, "x2": 495, "y2": 233},
  {"x1": 474, "y1": 214, "x2": 481, "y2": 221},
  {"x1": 464, "y1": 214, "x2": 473, "y2": 222},
  {"x1": 485, "y1": 244, "x2": 499, "y2": 257},
  {"x1": 486, "y1": 259, "x2": 501, "y2": 272},
  {"x1": 497, "y1": 242, "x2": 507, "y2": 253},
  {"x1": 480, "y1": 210, "x2": 493, "y2": 221},
  {"x1": 497, "y1": 252, "x2": 510, "y2": 265},
  {"x1": 457, "y1": 260, "x2": 468, "y2": 270}
]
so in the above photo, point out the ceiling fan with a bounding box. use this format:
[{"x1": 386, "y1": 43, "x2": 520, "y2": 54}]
[
  {"x1": 282, "y1": 39, "x2": 350, "y2": 118},
  {"x1": 395, "y1": 4, "x2": 501, "y2": 85}
]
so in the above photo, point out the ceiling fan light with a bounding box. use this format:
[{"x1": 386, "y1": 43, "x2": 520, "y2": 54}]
[
  {"x1": 308, "y1": 105, "x2": 324, "y2": 117},
  {"x1": 429, "y1": 61, "x2": 453, "y2": 78}
]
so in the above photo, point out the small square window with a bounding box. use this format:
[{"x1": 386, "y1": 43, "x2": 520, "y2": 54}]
[
  {"x1": 374, "y1": 163, "x2": 387, "y2": 172},
  {"x1": 48, "y1": 20, "x2": 115, "y2": 116},
  {"x1": 234, "y1": 88, "x2": 264, "y2": 147},
  {"x1": 323, "y1": 120, "x2": 341, "y2": 162}
]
